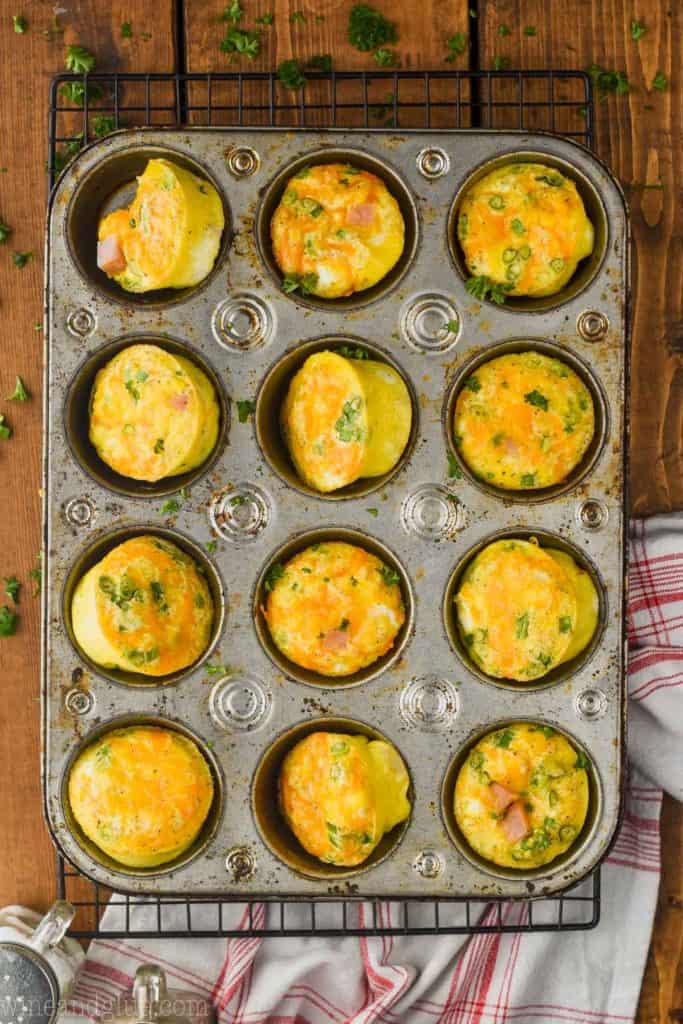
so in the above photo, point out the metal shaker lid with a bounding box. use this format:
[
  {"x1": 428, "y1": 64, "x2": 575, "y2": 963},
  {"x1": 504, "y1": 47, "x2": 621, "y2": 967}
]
[{"x1": 0, "y1": 943, "x2": 60, "y2": 1024}]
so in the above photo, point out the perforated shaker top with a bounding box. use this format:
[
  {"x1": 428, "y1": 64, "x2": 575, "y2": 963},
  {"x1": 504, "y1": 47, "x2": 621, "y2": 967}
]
[{"x1": 0, "y1": 943, "x2": 59, "y2": 1024}]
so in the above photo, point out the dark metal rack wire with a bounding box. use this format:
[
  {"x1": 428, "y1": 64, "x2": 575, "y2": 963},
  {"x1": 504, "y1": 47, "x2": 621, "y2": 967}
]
[{"x1": 50, "y1": 69, "x2": 599, "y2": 939}]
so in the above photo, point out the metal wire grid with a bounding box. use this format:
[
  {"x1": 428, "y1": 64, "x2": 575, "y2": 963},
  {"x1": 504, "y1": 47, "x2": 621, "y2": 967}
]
[
  {"x1": 57, "y1": 855, "x2": 600, "y2": 938},
  {"x1": 48, "y1": 70, "x2": 594, "y2": 185},
  {"x1": 49, "y1": 68, "x2": 599, "y2": 938}
]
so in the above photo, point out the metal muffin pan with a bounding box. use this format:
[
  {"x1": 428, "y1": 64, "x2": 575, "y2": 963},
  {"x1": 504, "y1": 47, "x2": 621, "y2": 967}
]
[{"x1": 42, "y1": 127, "x2": 629, "y2": 899}]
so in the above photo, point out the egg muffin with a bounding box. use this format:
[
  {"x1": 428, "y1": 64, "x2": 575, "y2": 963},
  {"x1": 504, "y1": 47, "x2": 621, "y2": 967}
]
[
  {"x1": 281, "y1": 350, "x2": 412, "y2": 493},
  {"x1": 454, "y1": 722, "x2": 590, "y2": 869},
  {"x1": 71, "y1": 535, "x2": 213, "y2": 677},
  {"x1": 97, "y1": 158, "x2": 224, "y2": 293},
  {"x1": 453, "y1": 351, "x2": 595, "y2": 490},
  {"x1": 68, "y1": 726, "x2": 214, "y2": 868},
  {"x1": 455, "y1": 538, "x2": 598, "y2": 682},
  {"x1": 279, "y1": 731, "x2": 411, "y2": 866},
  {"x1": 262, "y1": 541, "x2": 405, "y2": 677},
  {"x1": 457, "y1": 162, "x2": 594, "y2": 298},
  {"x1": 89, "y1": 344, "x2": 220, "y2": 483},
  {"x1": 270, "y1": 163, "x2": 405, "y2": 299}
]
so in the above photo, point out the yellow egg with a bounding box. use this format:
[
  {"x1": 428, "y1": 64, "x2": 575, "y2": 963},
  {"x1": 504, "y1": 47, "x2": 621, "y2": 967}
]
[
  {"x1": 71, "y1": 535, "x2": 213, "y2": 677},
  {"x1": 453, "y1": 351, "x2": 595, "y2": 490},
  {"x1": 454, "y1": 722, "x2": 590, "y2": 869},
  {"x1": 97, "y1": 158, "x2": 224, "y2": 293},
  {"x1": 263, "y1": 541, "x2": 405, "y2": 677},
  {"x1": 270, "y1": 163, "x2": 405, "y2": 298},
  {"x1": 279, "y1": 731, "x2": 411, "y2": 866},
  {"x1": 68, "y1": 726, "x2": 214, "y2": 868},
  {"x1": 458, "y1": 162, "x2": 594, "y2": 298},
  {"x1": 89, "y1": 344, "x2": 220, "y2": 482},
  {"x1": 281, "y1": 350, "x2": 412, "y2": 493},
  {"x1": 455, "y1": 538, "x2": 598, "y2": 682}
]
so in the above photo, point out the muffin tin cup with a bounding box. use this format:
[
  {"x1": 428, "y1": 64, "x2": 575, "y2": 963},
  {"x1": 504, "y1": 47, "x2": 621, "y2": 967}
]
[
  {"x1": 255, "y1": 336, "x2": 419, "y2": 501},
  {"x1": 64, "y1": 334, "x2": 231, "y2": 499},
  {"x1": 254, "y1": 146, "x2": 420, "y2": 311},
  {"x1": 61, "y1": 524, "x2": 227, "y2": 688},
  {"x1": 440, "y1": 718, "x2": 602, "y2": 883},
  {"x1": 66, "y1": 143, "x2": 232, "y2": 309},
  {"x1": 43, "y1": 127, "x2": 628, "y2": 900},
  {"x1": 447, "y1": 148, "x2": 609, "y2": 313},
  {"x1": 59, "y1": 713, "x2": 225, "y2": 879},
  {"x1": 252, "y1": 716, "x2": 413, "y2": 880},
  {"x1": 442, "y1": 527, "x2": 608, "y2": 692},
  {"x1": 253, "y1": 526, "x2": 415, "y2": 689},
  {"x1": 443, "y1": 337, "x2": 610, "y2": 503}
]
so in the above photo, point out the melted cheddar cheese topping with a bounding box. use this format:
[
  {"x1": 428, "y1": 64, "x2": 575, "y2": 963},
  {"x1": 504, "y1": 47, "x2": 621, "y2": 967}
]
[
  {"x1": 454, "y1": 722, "x2": 590, "y2": 869},
  {"x1": 270, "y1": 163, "x2": 405, "y2": 298},
  {"x1": 281, "y1": 350, "x2": 412, "y2": 493},
  {"x1": 453, "y1": 351, "x2": 595, "y2": 490},
  {"x1": 89, "y1": 344, "x2": 220, "y2": 482},
  {"x1": 455, "y1": 538, "x2": 598, "y2": 682},
  {"x1": 263, "y1": 541, "x2": 405, "y2": 677},
  {"x1": 458, "y1": 162, "x2": 594, "y2": 298},
  {"x1": 279, "y1": 731, "x2": 411, "y2": 866},
  {"x1": 71, "y1": 535, "x2": 213, "y2": 677},
  {"x1": 68, "y1": 725, "x2": 214, "y2": 868}
]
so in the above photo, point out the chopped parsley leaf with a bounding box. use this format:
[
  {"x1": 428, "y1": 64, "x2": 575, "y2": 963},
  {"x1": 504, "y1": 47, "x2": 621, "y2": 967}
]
[
  {"x1": 282, "y1": 270, "x2": 319, "y2": 294},
  {"x1": 366, "y1": 507, "x2": 379, "y2": 517},
  {"x1": 498, "y1": 23, "x2": 511, "y2": 36},
  {"x1": 524, "y1": 389, "x2": 549, "y2": 411},
  {"x1": 278, "y1": 58, "x2": 307, "y2": 89},
  {"x1": 494, "y1": 728, "x2": 514, "y2": 748},
  {"x1": 445, "y1": 32, "x2": 467, "y2": 61},
  {"x1": 464, "y1": 375, "x2": 481, "y2": 392},
  {"x1": 206, "y1": 662, "x2": 228, "y2": 675},
  {"x1": 222, "y1": 0, "x2": 243, "y2": 22},
  {"x1": 339, "y1": 618, "x2": 350, "y2": 631},
  {"x1": 575, "y1": 751, "x2": 591, "y2": 771},
  {"x1": 374, "y1": 47, "x2": 399, "y2": 67},
  {"x1": 256, "y1": 12, "x2": 274, "y2": 24},
  {"x1": 630, "y1": 18, "x2": 646, "y2": 41},
  {"x1": 587, "y1": 63, "x2": 630, "y2": 100},
  {"x1": 652, "y1": 71, "x2": 668, "y2": 91},
  {"x1": 348, "y1": 3, "x2": 397, "y2": 52},
  {"x1": 264, "y1": 562, "x2": 285, "y2": 591},
  {"x1": 160, "y1": 498, "x2": 180, "y2": 515},
  {"x1": 465, "y1": 275, "x2": 513, "y2": 305},
  {"x1": 515, "y1": 611, "x2": 529, "y2": 639},
  {"x1": 377, "y1": 565, "x2": 400, "y2": 586},
  {"x1": 338, "y1": 344, "x2": 369, "y2": 360},
  {"x1": 308, "y1": 54, "x2": 333, "y2": 72},
  {"x1": 520, "y1": 473, "x2": 536, "y2": 487},
  {"x1": 65, "y1": 44, "x2": 96, "y2": 74},
  {"x1": 289, "y1": 9, "x2": 306, "y2": 22},
  {"x1": 493, "y1": 55, "x2": 510, "y2": 71},
  {"x1": 4, "y1": 576, "x2": 20, "y2": 603},
  {"x1": 236, "y1": 398, "x2": 256, "y2": 423},
  {"x1": 0, "y1": 221, "x2": 10, "y2": 242},
  {"x1": 447, "y1": 452, "x2": 462, "y2": 479},
  {"x1": 206, "y1": 540, "x2": 218, "y2": 554},
  {"x1": 523, "y1": 25, "x2": 537, "y2": 36},
  {"x1": 8, "y1": 376, "x2": 29, "y2": 401},
  {"x1": 121, "y1": 21, "x2": 133, "y2": 37},
  {"x1": 0, "y1": 606, "x2": 17, "y2": 636},
  {"x1": 29, "y1": 556, "x2": 41, "y2": 595},
  {"x1": 558, "y1": 616, "x2": 572, "y2": 634},
  {"x1": 93, "y1": 115, "x2": 119, "y2": 136},
  {"x1": 13, "y1": 15, "x2": 27, "y2": 33},
  {"x1": 12, "y1": 251, "x2": 31, "y2": 269},
  {"x1": 220, "y1": 27, "x2": 261, "y2": 59},
  {"x1": 0, "y1": 416, "x2": 12, "y2": 440}
]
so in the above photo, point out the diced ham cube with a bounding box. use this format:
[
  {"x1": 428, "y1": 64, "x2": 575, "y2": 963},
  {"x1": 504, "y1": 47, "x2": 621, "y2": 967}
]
[
  {"x1": 97, "y1": 236, "x2": 126, "y2": 275},
  {"x1": 322, "y1": 629, "x2": 350, "y2": 652},
  {"x1": 169, "y1": 392, "x2": 189, "y2": 411},
  {"x1": 489, "y1": 781, "x2": 517, "y2": 814},
  {"x1": 502, "y1": 800, "x2": 530, "y2": 843},
  {"x1": 346, "y1": 203, "x2": 376, "y2": 227}
]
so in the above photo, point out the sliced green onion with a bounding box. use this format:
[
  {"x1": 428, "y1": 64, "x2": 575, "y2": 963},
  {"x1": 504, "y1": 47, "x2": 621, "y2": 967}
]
[
  {"x1": 550, "y1": 257, "x2": 565, "y2": 272},
  {"x1": 502, "y1": 247, "x2": 517, "y2": 263},
  {"x1": 489, "y1": 194, "x2": 505, "y2": 210},
  {"x1": 519, "y1": 244, "x2": 532, "y2": 259}
]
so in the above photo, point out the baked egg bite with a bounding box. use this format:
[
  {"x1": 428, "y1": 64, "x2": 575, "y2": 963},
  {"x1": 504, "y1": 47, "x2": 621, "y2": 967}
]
[
  {"x1": 279, "y1": 731, "x2": 411, "y2": 866},
  {"x1": 453, "y1": 351, "x2": 595, "y2": 490},
  {"x1": 281, "y1": 350, "x2": 412, "y2": 493},
  {"x1": 89, "y1": 344, "x2": 220, "y2": 483},
  {"x1": 262, "y1": 541, "x2": 405, "y2": 677},
  {"x1": 68, "y1": 725, "x2": 214, "y2": 868},
  {"x1": 71, "y1": 535, "x2": 213, "y2": 677},
  {"x1": 97, "y1": 158, "x2": 224, "y2": 293},
  {"x1": 454, "y1": 722, "x2": 590, "y2": 869},
  {"x1": 270, "y1": 162, "x2": 405, "y2": 299},
  {"x1": 457, "y1": 162, "x2": 594, "y2": 298},
  {"x1": 454, "y1": 538, "x2": 598, "y2": 682}
]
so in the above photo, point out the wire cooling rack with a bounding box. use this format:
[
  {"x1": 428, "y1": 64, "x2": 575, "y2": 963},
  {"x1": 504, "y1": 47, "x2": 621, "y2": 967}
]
[{"x1": 49, "y1": 69, "x2": 600, "y2": 938}]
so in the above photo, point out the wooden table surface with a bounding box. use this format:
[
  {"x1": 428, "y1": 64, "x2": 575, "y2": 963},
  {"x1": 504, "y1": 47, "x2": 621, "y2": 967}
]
[{"x1": 0, "y1": 0, "x2": 680, "y2": 1018}]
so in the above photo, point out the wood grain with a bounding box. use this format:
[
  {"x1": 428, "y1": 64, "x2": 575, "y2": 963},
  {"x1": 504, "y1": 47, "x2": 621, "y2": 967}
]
[{"x1": 0, "y1": 0, "x2": 176, "y2": 913}]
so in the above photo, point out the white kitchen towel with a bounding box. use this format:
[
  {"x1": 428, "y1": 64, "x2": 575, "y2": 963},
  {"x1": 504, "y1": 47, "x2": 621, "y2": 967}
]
[{"x1": 64, "y1": 516, "x2": 681, "y2": 1024}]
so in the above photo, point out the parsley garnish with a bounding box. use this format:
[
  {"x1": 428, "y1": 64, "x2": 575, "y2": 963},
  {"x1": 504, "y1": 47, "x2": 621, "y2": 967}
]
[
  {"x1": 0, "y1": 221, "x2": 10, "y2": 243},
  {"x1": 236, "y1": 398, "x2": 256, "y2": 423},
  {"x1": 367, "y1": 507, "x2": 379, "y2": 517},
  {"x1": 8, "y1": 376, "x2": 28, "y2": 401},
  {"x1": 447, "y1": 452, "x2": 462, "y2": 479},
  {"x1": 4, "y1": 576, "x2": 20, "y2": 603},
  {"x1": 29, "y1": 555, "x2": 41, "y2": 595},
  {"x1": 630, "y1": 18, "x2": 646, "y2": 41},
  {"x1": 93, "y1": 115, "x2": 118, "y2": 136},
  {"x1": 520, "y1": 473, "x2": 536, "y2": 487},
  {"x1": 290, "y1": 9, "x2": 306, "y2": 21},
  {"x1": 264, "y1": 563, "x2": 285, "y2": 591},
  {"x1": 535, "y1": 173, "x2": 563, "y2": 187},
  {"x1": 121, "y1": 21, "x2": 133, "y2": 37},
  {"x1": 206, "y1": 540, "x2": 218, "y2": 555},
  {"x1": 515, "y1": 611, "x2": 529, "y2": 639},
  {"x1": 348, "y1": 3, "x2": 397, "y2": 52},
  {"x1": 222, "y1": 0, "x2": 243, "y2": 22},
  {"x1": 575, "y1": 751, "x2": 591, "y2": 771},
  {"x1": 494, "y1": 728, "x2": 514, "y2": 748},
  {"x1": 160, "y1": 498, "x2": 180, "y2": 515},
  {"x1": 206, "y1": 662, "x2": 228, "y2": 675},
  {"x1": 256, "y1": 12, "x2": 274, "y2": 24},
  {"x1": 464, "y1": 375, "x2": 481, "y2": 392},
  {"x1": 220, "y1": 27, "x2": 261, "y2": 59},
  {"x1": 652, "y1": 71, "x2": 668, "y2": 91},
  {"x1": 559, "y1": 616, "x2": 572, "y2": 634},
  {"x1": 374, "y1": 47, "x2": 399, "y2": 67},
  {"x1": 12, "y1": 252, "x2": 31, "y2": 269},
  {"x1": 13, "y1": 15, "x2": 27, "y2": 33},
  {"x1": 465, "y1": 275, "x2": 513, "y2": 305},
  {"x1": 445, "y1": 32, "x2": 467, "y2": 61},
  {"x1": 277, "y1": 58, "x2": 306, "y2": 89},
  {"x1": 335, "y1": 396, "x2": 363, "y2": 442},
  {"x1": 282, "y1": 271, "x2": 319, "y2": 295},
  {"x1": 493, "y1": 55, "x2": 510, "y2": 71},
  {"x1": 498, "y1": 23, "x2": 511, "y2": 36},
  {"x1": 53, "y1": 136, "x2": 83, "y2": 173},
  {"x1": 0, "y1": 606, "x2": 17, "y2": 637},
  {"x1": 0, "y1": 415, "x2": 11, "y2": 440},
  {"x1": 338, "y1": 345, "x2": 369, "y2": 360},
  {"x1": 308, "y1": 54, "x2": 333, "y2": 72},
  {"x1": 587, "y1": 64, "x2": 630, "y2": 100},
  {"x1": 60, "y1": 80, "x2": 104, "y2": 105},
  {"x1": 524, "y1": 389, "x2": 549, "y2": 411},
  {"x1": 153, "y1": 438, "x2": 165, "y2": 454},
  {"x1": 65, "y1": 44, "x2": 96, "y2": 74},
  {"x1": 377, "y1": 565, "x2": 400, "y2": 586},
  {"x1": 523, "y1": 25, "x2": 537, "y2": 36}
]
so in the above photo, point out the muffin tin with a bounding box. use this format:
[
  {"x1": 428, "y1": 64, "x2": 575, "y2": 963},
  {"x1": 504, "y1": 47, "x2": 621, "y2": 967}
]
[{"x1": 42, "y1": 128, "x2": 629, "y2": 899}]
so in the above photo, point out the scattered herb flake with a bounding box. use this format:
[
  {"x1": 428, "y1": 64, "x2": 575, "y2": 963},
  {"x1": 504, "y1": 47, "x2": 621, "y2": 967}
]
[
  {"x1": 12, "y1": 251, "x2": 31, "y2": 269},
  {"x1": 160, "y1": 498, "x2": 180, "y2": 515},
  {"x1": 153, "y1": 438, "x2": 165, "y2": 454},
  {"x1": 374, "y1": 47, "x2": 399, "y2": 67},
  {"x1": 0, "y1": 606, "x2": 17, "y2": 637},
  {"x1": 464, "y1": 375, "x2": 481, "y2": 392},
  {"x1": 65, "y1": 44, "x2": 96, "y2": 74},
  {"x1": 206, "y1": 540, "x2": 218, "y2": 554},
  {"x1": 0, "y1": 221, "x2": 10, "y2": 243},
  {"x1": 587, "y1": 63, "x2": 629, "y2": 100},
  {"x1": 8, "y1": 376, "x2": 28, "y2": 401},
  {"x1": 236, "y1": 398, "x2": 256, "y2": 423},
  {"x1": 121, "y1": 21, "x2": 133, "y2": 37},
  {"x1": 29, "y1": 555, "x2": 41, "y2": 595},
  {"x1": 630, "y1": 18, "x2": 646, "y2": 41},
  {"x1": 348, "y1": 3, "x2": 397, "y2": 52},
  {"x1": 447, "y1": 452, "x2": 462, "y2": 479},
  {"x1": 559, "y1": 615, "x2": 572, "y2": 634},
  {"x1": 445, "y1": 32, "x2": 467, "y2": 61},
  {"x1": 60, "y1": 80, "x2": 104, "y2": 105},
  {"x1": 524, "y1": 389, "x2": 549, "y2": 411},
  {"x1": 652, "y1": 71, "x2": 668, "y2": 91},
  {"x1": 289, "y1": 9, "x2": 306, "y2": 22},
  {"x1": 282, "y1": 270, "x2": 318, "y2": 294},
  {"x1": 493, "y1": 55, "x2": 510, "y2": 71},
  {"x1": 4, "y1": 576, "x2": 20, "y2": 603},
  {"x1": 575, "y1": 751, "x2": 591, "y2": 771},
  {"x1": 13, "y1": 15, "x2": 27, "y2": 33},
  {"x1": 278, "y1": 58, "x2": 306, "y2": 88},
  {"x1": 93, "y1": 114, "x2": 118, "y2": 136},
  {"x1": 523, "y1": 25, "x2": 537, "y2": 36},
  {"x1": 222, "y1": 0, "x2": 243, "y2": 22},
  {"x1": 515, "y1": 611, "x2": 529, "y2": 639},
  {"x1": 494, "y1": 728, "x2": 514, "y2": 748},
  {"x1": 53, "y1": 135, "x2": 83, "y2": 173},
  {"x1": 256, "y1": 12, "x2": 274, "y2": 24},
  {"x1": 307, "y1": 53, "x2": 332, "y2": 72},
  {"x1": 0, "y1": 415, "x2": 11, "y2": 440},
  {"x1": 264, "y1": 562, "x2": 285, "y2": 591},
  {"x1": 220, "y1": 27, "x2": 261, "y2": 59},
  {"x1": 465, "y1": 274, "x2": 513, "y2": 305},
  {"x1": 377, "y1": 565, "x2": 400, "y2": 586},
  {"x1": 367, "y1": 507, "x2": 379, "y2": 517},
  {"x1": 140, "y1": 31, "x2": 152, "y2": 41},
  {"x1": 498, "y1": 23, "x2": 511, "y2": 36},
  {"x1": 206, "y1": 662, "x2": 228, "y2": 675},
  {"x1": 338, "y1": 344, "x2": 369, "y2": 360}
]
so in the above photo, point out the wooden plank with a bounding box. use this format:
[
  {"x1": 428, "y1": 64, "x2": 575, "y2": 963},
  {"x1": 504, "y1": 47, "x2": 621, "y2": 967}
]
[
  {"x1": 478, "y1": 4, "x2": 683, "y2": 1021},
  {"x1": 0, "y1": 0, "x2": 176, "y2": 913}
]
